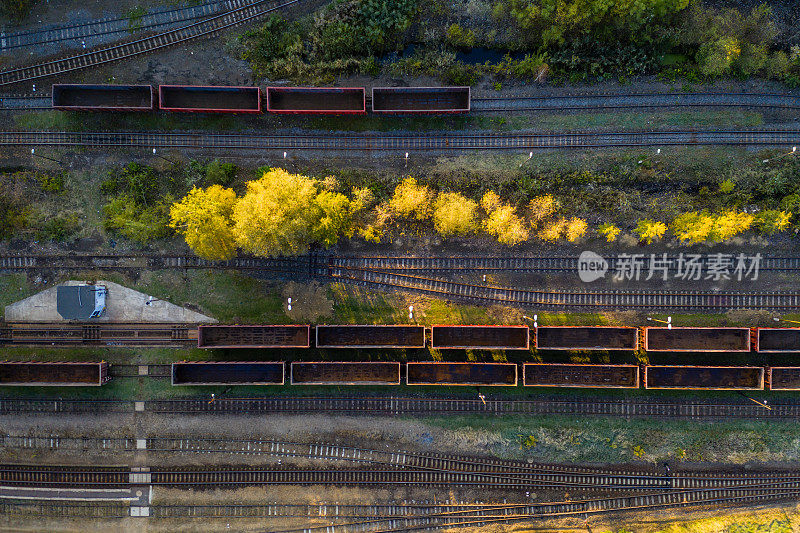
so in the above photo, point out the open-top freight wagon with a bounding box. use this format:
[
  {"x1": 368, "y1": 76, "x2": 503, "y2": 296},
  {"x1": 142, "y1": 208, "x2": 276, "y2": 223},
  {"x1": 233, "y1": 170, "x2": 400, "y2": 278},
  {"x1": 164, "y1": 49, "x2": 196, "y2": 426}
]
[
  {"x1": 535, "y1": 326, "x2": 638, "y2": 351},
  {"x1": 644, "y1": 327, "x2": 751, "y2": 352},
  {"x1": 0, "y1": 361, "x2": 110, "y2": 386},
  {"x1": 52, "y1": 84, "x2": 154, "y2": 111}
]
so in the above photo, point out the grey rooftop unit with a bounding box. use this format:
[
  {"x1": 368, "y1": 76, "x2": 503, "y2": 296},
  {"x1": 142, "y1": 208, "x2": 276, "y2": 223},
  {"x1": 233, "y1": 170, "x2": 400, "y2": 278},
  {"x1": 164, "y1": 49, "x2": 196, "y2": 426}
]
[{"x1": 56, "y1": 285, "x2": 107, "y2": 320}]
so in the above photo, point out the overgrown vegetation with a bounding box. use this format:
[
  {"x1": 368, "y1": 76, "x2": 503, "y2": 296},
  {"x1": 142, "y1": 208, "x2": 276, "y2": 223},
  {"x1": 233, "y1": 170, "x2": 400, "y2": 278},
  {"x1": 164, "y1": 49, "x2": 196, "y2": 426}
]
[
  {"x1": 0, "y1": 0, "x2": 36, "y2": 23},
  {"x1": 0, "y1": 171, "x2": 80, "y2": 242},
  {"x1": 101, "y1": 159, "x2": 238, "y2": 245},
  {"x1": 236, "y1": 0, "x2": 799, "y2": 85},
  {"x1": 169, "y1": 149, "x2": 800, "y2": 258}
]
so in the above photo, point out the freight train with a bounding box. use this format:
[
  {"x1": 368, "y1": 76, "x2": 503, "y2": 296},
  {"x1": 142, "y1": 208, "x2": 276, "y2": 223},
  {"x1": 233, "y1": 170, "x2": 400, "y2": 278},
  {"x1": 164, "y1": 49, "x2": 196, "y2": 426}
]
[
  {"x1": 2, "y1": 360, "x2": 797, "y2": 391},
  {"x1": 51, "y1": 84, "x2": 471, "y2": 114}
]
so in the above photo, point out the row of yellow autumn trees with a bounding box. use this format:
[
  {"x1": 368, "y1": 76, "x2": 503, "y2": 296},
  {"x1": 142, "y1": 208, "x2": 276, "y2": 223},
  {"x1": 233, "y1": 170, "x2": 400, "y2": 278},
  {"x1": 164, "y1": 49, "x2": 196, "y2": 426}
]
[{"x1": 170, "y1": 170, "x2": 794, "y2": 260}]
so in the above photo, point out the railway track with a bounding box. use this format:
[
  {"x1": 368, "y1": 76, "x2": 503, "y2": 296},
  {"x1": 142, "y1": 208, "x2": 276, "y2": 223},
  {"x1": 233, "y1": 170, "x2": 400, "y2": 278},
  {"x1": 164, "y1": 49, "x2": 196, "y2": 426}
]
[
  {"x1": 0, "y1": 323, "x2": 196, "y2": 346},
  {"x1": 4, "y1": 91, "x2": 800, "y2": 112},
  {"x1": 4, "y1": 463, "x2": 800, "y2": 492},
  {"x1": 3, "y1": 253, "x2": 800, "y2": 273},
  {"x1": 471, "y1": 92, "x2": 800, "y2": 111},
  {"x1": 0, "y1": 0, "x2": 248, "y2": 53},
  {"x1": 2, "y1": 129, "x2": 800, "y2": 150},
  {"x1": 143, "y1": 396, "x2": 800, "y2": 419},
  {"x1": 0, "y1": 0, "x2": 304, "y2": 87},
  {"x1": 330, "y1": 266, "x2": 800, "y2": 311}
]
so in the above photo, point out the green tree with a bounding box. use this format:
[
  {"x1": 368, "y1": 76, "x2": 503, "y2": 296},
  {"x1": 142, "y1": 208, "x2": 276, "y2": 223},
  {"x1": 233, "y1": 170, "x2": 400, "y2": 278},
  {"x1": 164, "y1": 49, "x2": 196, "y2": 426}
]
[
  {"x1": 170, "y1": 185, "x2": 238, "y2": 261},
  {"x1": 432, "y1": 192, "x2": 479, "y2": 237}
]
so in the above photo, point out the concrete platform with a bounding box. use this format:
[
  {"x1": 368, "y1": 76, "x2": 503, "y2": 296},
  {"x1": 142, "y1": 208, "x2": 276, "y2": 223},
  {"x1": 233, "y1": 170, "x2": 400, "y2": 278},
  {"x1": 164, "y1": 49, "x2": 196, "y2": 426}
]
[{"x1": 4, "y1": 280, "x2": 215, "y2": 323}]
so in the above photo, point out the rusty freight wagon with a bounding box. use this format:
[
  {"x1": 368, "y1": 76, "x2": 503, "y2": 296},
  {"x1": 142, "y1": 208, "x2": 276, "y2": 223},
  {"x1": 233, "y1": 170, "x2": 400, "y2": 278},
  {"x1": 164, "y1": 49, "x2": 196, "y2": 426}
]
[
  {"x1": 52, "y1": 84, "x2": 154, "y2": 111},
  {"x1": 768, "y1": 367, "x2": 800, "y2": 390},
  {"x1": 406, "y1": 362, "x2": 517, "y2": 386},
  {"x1": 159, "y1": 85, "x2": 262, "y2": 113},
  {"x1": 315, "y1": 325, "x2": 425, "y2": 349},
  {"x1": 0, "y1": 361, "x2": 110, "y2": 386},
  {"x1": 291, "y1": 362, "x2": 401, "y2": 385},
  {"x1": 535, "y1": 327, "x2": 638, "y2": 351},
  {"x1": 371, "y1": 87, "x2": 470, "y2": 113},
  {"x1": 171, "y1": 361, "x2": 284, "y2": 385},
  {"x1": 266, "y1": 87, "x2": 366, "y2": 114},
  {"x1": 644, "y1": 327, "x2": 750, "y2": 352},
  {"x1": 756, "y1": 328, "x2": 800, "y2": 352},
  {"x1": 523, "y1": 363, "x2": 639, "y2": 388},
  {"x1": 431, "y1": 325, "x2": 529, "y2": 350},
  {"x1": 644, "y1": 365, "x2": 764, "y2": 390},
  {"x1": 197, "y1": 325, "x2": 310, "y2": 348}
]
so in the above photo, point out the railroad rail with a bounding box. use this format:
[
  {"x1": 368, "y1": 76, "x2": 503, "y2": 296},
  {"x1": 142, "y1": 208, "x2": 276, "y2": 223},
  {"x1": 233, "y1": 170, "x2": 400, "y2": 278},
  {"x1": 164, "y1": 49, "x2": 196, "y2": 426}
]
[
  {"x1": 0, "y1": 0, "x2": 249, "y2": 53},
  {"x1": 0, "y1": 0, "x2": 303, "y2": 87},
  {"x1": 2, "y1": 129, "x2": 800, "y2": 150}
]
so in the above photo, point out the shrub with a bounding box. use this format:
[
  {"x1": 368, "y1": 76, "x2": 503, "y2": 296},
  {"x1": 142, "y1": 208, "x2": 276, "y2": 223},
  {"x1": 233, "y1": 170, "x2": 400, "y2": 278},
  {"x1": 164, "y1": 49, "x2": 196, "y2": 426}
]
[
  {"x1": 527, "y1": 194, "x2": 559, "y2": 227},
  {"x1": 671, "y1": 210, "x2": 753, "y2": 244},
  {"x1": 445, "y1": 23, "x2": 476, "y2": 48},
  {"x1": 480, "y1": 191, "x2": 502, "y2": 213},
  {"x1": 754, "y1": 209, "x2": 792, "y2": 234},
  {"x1": 1, "y1": 0, "x2": 36, "y2": 23},
  {"x1": 35, "y1": 213, "x2": 80, "y2": 242},
  {"x1": 634, "y1": 219, "x2": 667, "y2": 244},
  {"x1": 0, "y1": 195, "x2": 28, "y2": 239},
  {"x1": 103, "y1": 195, "x2": 172, "y2": 243},
  {"x1": 597, "y1": 223, "x2": 621, "y2": 242},
  {"x1": 204, "y1": 160, "x2": 238, "y2": 187},
  {"x1": 484, "y1": 205, "x2": 529, "y2": 245},
  {"x1": 389, "y1": 177, "x2": 434, "y2": 220},
  {"x1": 538, "y1": 218, "x2": 566, "y2": 242},
  {"x1": 433, "y1": 192, "x2": 479, "y2": 237},
  {"x1": 37, "y1": 172, "x2": 65, "y2": 194},
  {"x1": 564, "y1": 217, "x2": 588, "y2": 242}
]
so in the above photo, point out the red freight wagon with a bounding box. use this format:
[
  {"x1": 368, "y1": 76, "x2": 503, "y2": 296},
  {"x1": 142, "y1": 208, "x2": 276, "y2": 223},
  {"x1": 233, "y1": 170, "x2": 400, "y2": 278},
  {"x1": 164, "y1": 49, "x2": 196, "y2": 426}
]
[{"x1": 197, "y1": 325, "x2": 310, "y2": 349}]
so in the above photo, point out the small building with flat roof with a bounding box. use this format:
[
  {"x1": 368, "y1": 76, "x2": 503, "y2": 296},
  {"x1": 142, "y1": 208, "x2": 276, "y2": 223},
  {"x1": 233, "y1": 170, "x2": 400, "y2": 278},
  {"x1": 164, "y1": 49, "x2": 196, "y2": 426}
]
[{"x1": 56, "y1": 285, "x2": 107, "y2": 320}]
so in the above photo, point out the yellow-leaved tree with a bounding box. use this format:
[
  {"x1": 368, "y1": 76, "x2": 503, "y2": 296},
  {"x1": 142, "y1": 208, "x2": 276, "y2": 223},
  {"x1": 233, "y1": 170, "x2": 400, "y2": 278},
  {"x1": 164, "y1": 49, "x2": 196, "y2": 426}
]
[
  {"x1": 481, "y1": 191, "x2": 529, "y2": 245},
  {"x1": 232, "y1": 168, "x2": 352, "y2": 257},
  {"x1": 433, "y1": 192, "x2": 479, "y2": 237},
  {"x1": 389, "y1": 177, "x2": 434, "y2": 220},
  {"x1": 169, "y1": 185, "x2": 237, "y2": 260}
]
